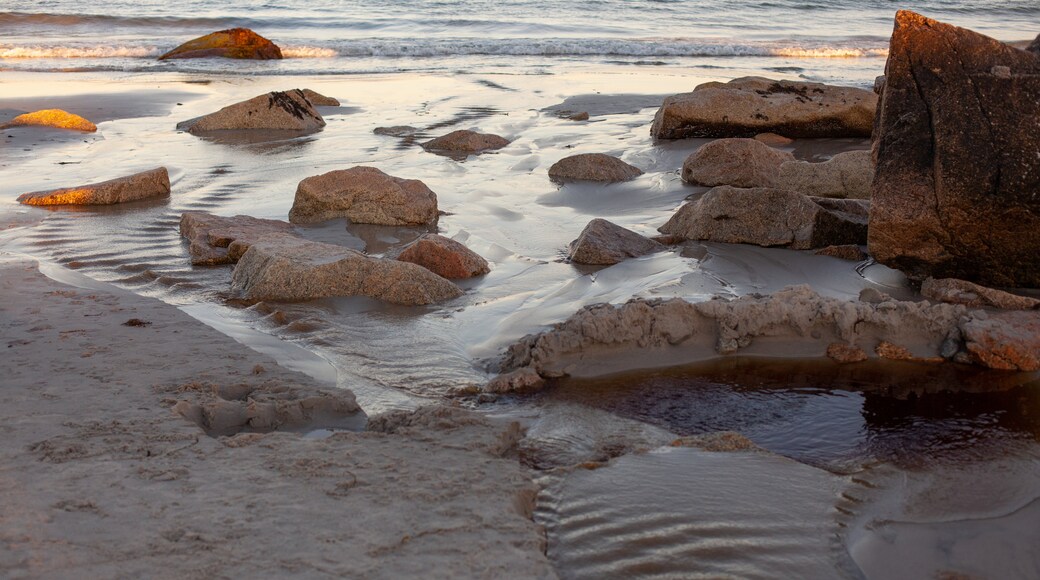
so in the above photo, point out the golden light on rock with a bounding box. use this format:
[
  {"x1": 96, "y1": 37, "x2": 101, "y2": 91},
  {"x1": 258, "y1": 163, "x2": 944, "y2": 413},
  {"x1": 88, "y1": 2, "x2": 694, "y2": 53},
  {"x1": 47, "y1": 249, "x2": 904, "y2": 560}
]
[{"x1": 1, "y1": 109, "x2": 97, "y2": 132}]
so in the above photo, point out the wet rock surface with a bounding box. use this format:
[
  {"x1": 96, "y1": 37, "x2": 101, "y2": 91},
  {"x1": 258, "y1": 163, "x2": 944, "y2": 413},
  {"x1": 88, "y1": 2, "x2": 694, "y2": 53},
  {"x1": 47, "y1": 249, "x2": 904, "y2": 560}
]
[
  {"x1": 568, "y1": 218, "x2": 664, "y2": 265},
  {"x1": 922, "y1": 278, "x2": 1040, "y2": 310},
  {"x1": 960, "y1": 311, "x2": 1040, "y2": 371},
  {"x1": 651, "y1": 76, "x2": 877, "y2": 139},
  {"x1": 548, "y1": 153, "x2": 643, "y2": 183},
  {"x1": 0, "y1": 109, "x2": 97, "y2": 132},
  {"x1": 179, "y1": 211, "x2": 294, "y2": 266},
  {"x1": 658, "y1": 186, "x2": 868, "y2": 249},
  {"x1": 300, "y1": 89, "x2": 340, "y2": 106},
  {"x1": 176, "y1": 89, "x2": 325, "y2": 133},
  {"x1": 288, "y1": 166, "x2": 439, "y2": 226},
  {"x1": 814, "y1": 245, "x2": 869, "y2": 261},
  {"x1": 389, "y1": 233, "x2": 490, "y2": 279},
  {"x1": 777, "y1": 149, "x2": 873, "y2": 199},
  {"x1": 158, "y1": 28, "x2": 283, "y2": 60},
  {"x1": 681, "y1": 138, "x2": 794, "y2": 188},
  {"x1": 869, "y1": 11, "x2": 1040, "y2": 286},
  {"x1": 17, "y1": 167, "x2": 169, "y2": 206},
  {"x1": 422, "y1": 129, "x2": 509, "y2": 154},
  {"x1": 231, "y1": 233, "x2": 463, "y2": 305}
]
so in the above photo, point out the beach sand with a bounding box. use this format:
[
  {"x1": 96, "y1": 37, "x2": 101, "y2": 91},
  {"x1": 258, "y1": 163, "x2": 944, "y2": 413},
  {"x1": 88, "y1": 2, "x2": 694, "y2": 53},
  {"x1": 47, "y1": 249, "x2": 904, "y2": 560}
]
[{"x1": 0, "y1": 257, "x2": 553, "y2": 578}]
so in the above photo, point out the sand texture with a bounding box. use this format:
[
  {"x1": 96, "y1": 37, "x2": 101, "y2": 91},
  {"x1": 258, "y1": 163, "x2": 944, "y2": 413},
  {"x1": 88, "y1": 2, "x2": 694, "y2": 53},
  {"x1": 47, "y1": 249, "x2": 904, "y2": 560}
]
[{"x1": 0, "y1": 258, "x2": 552, "y2": 579}]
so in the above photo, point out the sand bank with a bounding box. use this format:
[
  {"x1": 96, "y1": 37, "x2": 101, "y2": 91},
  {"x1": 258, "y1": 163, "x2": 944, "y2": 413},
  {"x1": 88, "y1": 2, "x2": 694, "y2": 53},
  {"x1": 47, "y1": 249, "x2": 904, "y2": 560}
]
[{"x1": 0, "y1": 257, "x2": 552, "y2": 578}]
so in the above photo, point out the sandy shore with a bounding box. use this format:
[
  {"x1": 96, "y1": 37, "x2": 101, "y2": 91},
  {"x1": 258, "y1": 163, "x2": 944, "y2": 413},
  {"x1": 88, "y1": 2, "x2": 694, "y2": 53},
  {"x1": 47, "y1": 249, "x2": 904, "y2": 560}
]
[{"x1": 0, "y1": 257, "x2": 553, "y2": 579}]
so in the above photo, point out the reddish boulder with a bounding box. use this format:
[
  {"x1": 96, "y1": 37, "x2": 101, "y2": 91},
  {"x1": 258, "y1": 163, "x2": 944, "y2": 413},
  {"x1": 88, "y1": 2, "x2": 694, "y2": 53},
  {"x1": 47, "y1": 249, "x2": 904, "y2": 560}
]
[
  {"x1": 391, "y1": 234, "x2": 490, "y2": 279},
  {"x1": 159, "y1": 28, "x2": 282, "y2": 60}
]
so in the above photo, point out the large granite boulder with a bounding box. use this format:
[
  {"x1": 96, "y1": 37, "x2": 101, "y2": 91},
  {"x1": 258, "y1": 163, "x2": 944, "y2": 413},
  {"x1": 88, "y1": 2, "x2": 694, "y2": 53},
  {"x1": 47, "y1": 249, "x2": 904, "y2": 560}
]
[
  {"x1": 659, "y1": 186, "x2": 868, "y2": 249},
  {"x1": 0, "y1": 109, "x2": 96, "y2": 132},
  {"x1": 568, "y1": 219, "x2": 665, "y2": 265},
  {"x1": 231, "y1": 234, "x2": 463, "y2": 305},
  {"x1": 158, "y1": 28, "x2": 282, "y2": 60},
  {"x1": 179, "y1": 211, "x2": 294, "y2": 265},
  {"x1": 548, "y1": 153, "x2": 643, "y2": 183},
  {"x1": 288, "y1": 166, "x2": 438, "y2": 226},
  {"x1": 869, "y1": 11, "x2": 1040, "y2": 287},
  {"x1": 681, "y1": 138, "x2": 794, "y2": 188},
  {"x1": 777, "y1": 150, "x2": 873, "y2": 199},
  {"x1": 651, "y1": 77, "x2": 877, "y2": 139},
  {"x1": 177, "y1": 90, "x2": 325, "y2": 133},
  {"x1": 17, "y1": 167, "x2": 169, "y2": 206},
  {"x1": 300, "y1": 89, "x2": 339, "y2": 106},
  {"x1": 422, "y1": 130, "x2": 509, "y2": 154},
  {"x1": 389, "y1": 234, "x2": 490, "y2": 279}
]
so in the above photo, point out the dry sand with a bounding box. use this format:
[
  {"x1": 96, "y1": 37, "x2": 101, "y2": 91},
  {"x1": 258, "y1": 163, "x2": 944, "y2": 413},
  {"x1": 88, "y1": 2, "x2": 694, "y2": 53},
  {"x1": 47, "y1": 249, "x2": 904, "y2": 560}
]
[{"x1": 0, "y1": 257, "x2": 553, "y2": 579}]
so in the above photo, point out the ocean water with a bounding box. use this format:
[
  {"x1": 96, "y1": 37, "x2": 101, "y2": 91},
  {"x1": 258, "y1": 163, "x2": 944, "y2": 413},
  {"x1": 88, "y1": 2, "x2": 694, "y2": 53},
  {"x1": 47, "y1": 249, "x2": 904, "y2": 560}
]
[{"x1": 1, "y1": 0, "x2": 1038, "y2": 78}]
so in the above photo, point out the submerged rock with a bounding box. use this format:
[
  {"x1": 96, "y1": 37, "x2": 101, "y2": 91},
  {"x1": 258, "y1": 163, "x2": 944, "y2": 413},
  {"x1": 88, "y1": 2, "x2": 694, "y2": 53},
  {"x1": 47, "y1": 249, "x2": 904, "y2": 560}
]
[
  {"x1": 422, "y1": 130, "x2": 509, "y2": 154},
  {"x1": 176, "y1": 90, "x2": 325, "y2": 133},
  {"x1": 658, "y1": 186, "x2": 868, "y2": 249},
  {"x1": 301, "y1": 89, "x2": 339, "y2": 106},
  {"x1": 179, "y1": 211, "x2": 294, "y2": 265},
  {"x1": 548, "y1": 153, "x2": 643, "y2": 183},
  {"x1": 159, "y1": 28, "x2": 282, "y2": 60},
  {"x1": 373, "y1": 126, "x2": 419, "y2": 137},
  {"x1": 568, "y1": 219, "x2": 664, "y2": 265},
  {"x1": 814, "y1": 245, "x2": 869, "y2": 261},
  {"x1": 777, "y1": 149, "x2": 873, "y2": 199},
  {"x1": 0, "y1": 109, "x2": 96, "y2": 132},
  {"x1": 869, "y1": 11, "x2": 1040, "y2": 287},
  {"x1": 231, "y1": 233, "x2": 462, "y2": 305},
  {"x1": 17, "y1": 167, "x2": 169, "y2": 206},
  {"x1": 390, "y1": 233, "x2": 490, "y2": 279},
  {"x1": 651, "y1": 76, "x2": 877, "y2": 140},
  {"x1": 495, "y1": 285, "x2": 1039, "y2": 380},
  {"x1": 921, "y1": 278, "x2": 1040, "y2": 310},
  {"x1": 681, "y1": 138, "x2": 794, "y2": 188},
  {"x1": 288, "y1": 166, "x2": 438, "y2": 226}
]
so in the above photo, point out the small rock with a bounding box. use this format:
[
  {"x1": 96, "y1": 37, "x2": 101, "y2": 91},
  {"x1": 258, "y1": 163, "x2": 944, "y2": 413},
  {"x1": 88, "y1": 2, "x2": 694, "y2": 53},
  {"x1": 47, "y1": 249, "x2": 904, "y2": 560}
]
[
  {"x1": 568, "y1": 219, "x2": 664, "y2": 265},
  {"x1": 231, "y1": 233, "x2": 462, "y2": 305},
  {"x1": 0, "y1": 109, "x2": 96, "y2": 132},
  {"x1": 875, "y1": 341, "x2": 942, "y2": 363},
  {"x1": 390, "y1": 234, "x2": 490, "y2": 279},
  {"x1": 814, "y1": 245, "x2": 868, "y2": 261},
  {"x1": 826, "y1": 342, "x2": 868, "y2": 364},
  {"x1": 671, "y1": 432, "x2": 761, "y2": 452},
  {"x1": 777, "y1": 150, "x2": 873, "y2": 199},
  {"x1": 179, "y1": 211, "x2": 294, "y2": 265},
  {"x1": 681, "y1": 138, "x2": 794, "y2": 188},
  {"x1": 122, "y1": 318, "x2": 152, "y2": 327},
  {"x1": 658, "y1": 186, "x2": 868, "y2": 249},
  {"x1": 301, "y1": 89, "x2": 339, "y2": 106},
  {"x1": 17, "y1": 167, "x2": 170, "y2": 206},
  {"x1": 753, "y1": 132, "x2": 793, "y2": 146},
  {"x1": 422, "y1": 130, "x2": 509, "y2": 154},
  {"x1": 374, "y1": 126, "x2": 419, "y2": 137},
  {"x1": 921, "y1": 278, "x2": 1040, "y2": 310},
  {"x1": 159, "y1": 28, "x2": 282, "y2": 60},
  {"x1": 858, "y1": 288, "x2": 891, "y2": 304},
  {"x1": 176, "y1": 90, "x2": 325, "y2": 133},
  {"x1": 288, "y1": 166, "x2": 438, "y2": 226},
  {"x1": 548, "y1": 153, "x2": 643, "y2": 183},
  {"x1": 567, "y1": 112, "x2": 590, "y2": 121},
  {"x1": 484, "y1": 368, "x2": 546, "y2": 395}
]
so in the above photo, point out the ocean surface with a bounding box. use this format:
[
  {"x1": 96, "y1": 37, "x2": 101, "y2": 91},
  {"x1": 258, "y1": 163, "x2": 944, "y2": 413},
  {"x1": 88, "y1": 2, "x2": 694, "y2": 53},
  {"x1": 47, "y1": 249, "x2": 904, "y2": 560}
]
[{"x1": 2, "y1": 0, "x2": 1038, "y2": 80}]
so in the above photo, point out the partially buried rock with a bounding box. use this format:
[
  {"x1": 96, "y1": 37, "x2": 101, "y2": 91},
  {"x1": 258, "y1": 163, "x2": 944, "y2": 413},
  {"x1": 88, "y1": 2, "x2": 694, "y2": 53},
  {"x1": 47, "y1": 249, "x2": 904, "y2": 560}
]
[
  {"x1": 960, "y1": 311, "x2": 1040, "y2": 371},
  {"x1": 548, "y1": 153, "x2": 643, "y2": 183},
  {"x1": 569, "y1": 219, "x2": 664, "y2": 265},
  {"x1": 754, "y1": 132, "x2": 793, "y2": 146},
  {"x1": 826, "y1": 342, "x2": 869, "y2": 364},
  {"x1": 869, "y1": 11, "x2": 1040, "y2": 287},
  {"x1": 288, "y1": 166, "x2": 438, "y2": 226},
  {"x1": 422, "y1": 130, "x2": 509, "y2": 154},
  {"x1": 176, "y1": 90, "x2": 325, "y2": 133},
  {"x1": 180, "y1": 211, "x2": 294, "y2": 265},
  {"x1": 814, "y1": 244, "x2": 868, "y2": 261},
  {"x1": 158, "y1": 28, "x2": 282, "y2": 60},
  {"x1": 301, "y1": 89, "x2": 339, "y2": 106},
  {"x1": 777, "y1": 150, "x2": 873, "y2": 199},
  {"x1": 374, "y1": 126, "x2": 419, "y2": 137},
  {"x1": 681, "y1": 138, "x2": 794, "y2": 188},
  {"x1": 390, "y1": 233, "x2": 490, "y2": 279},
  {"x1": 17, "y1": 167, "x2": 169, "y2": 206},
  {"x1": 0, "y1": 109, "x2": 96, "y2": 132},
  {"x1": 921, "y1": 277, "x2": 1040, "y2": 310},
  {"x1": 651, "y1": 76, "x2": 877, "y2": 139},
  {"x1": 658, "y1": 186, "x2": 868, "y2": 249},
  {"x1": 231, "y1": 233, "x2": 462, "y2": 305},
  {"x1": 484, "y1": 368, "x2": 546, "y2": 395}
]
